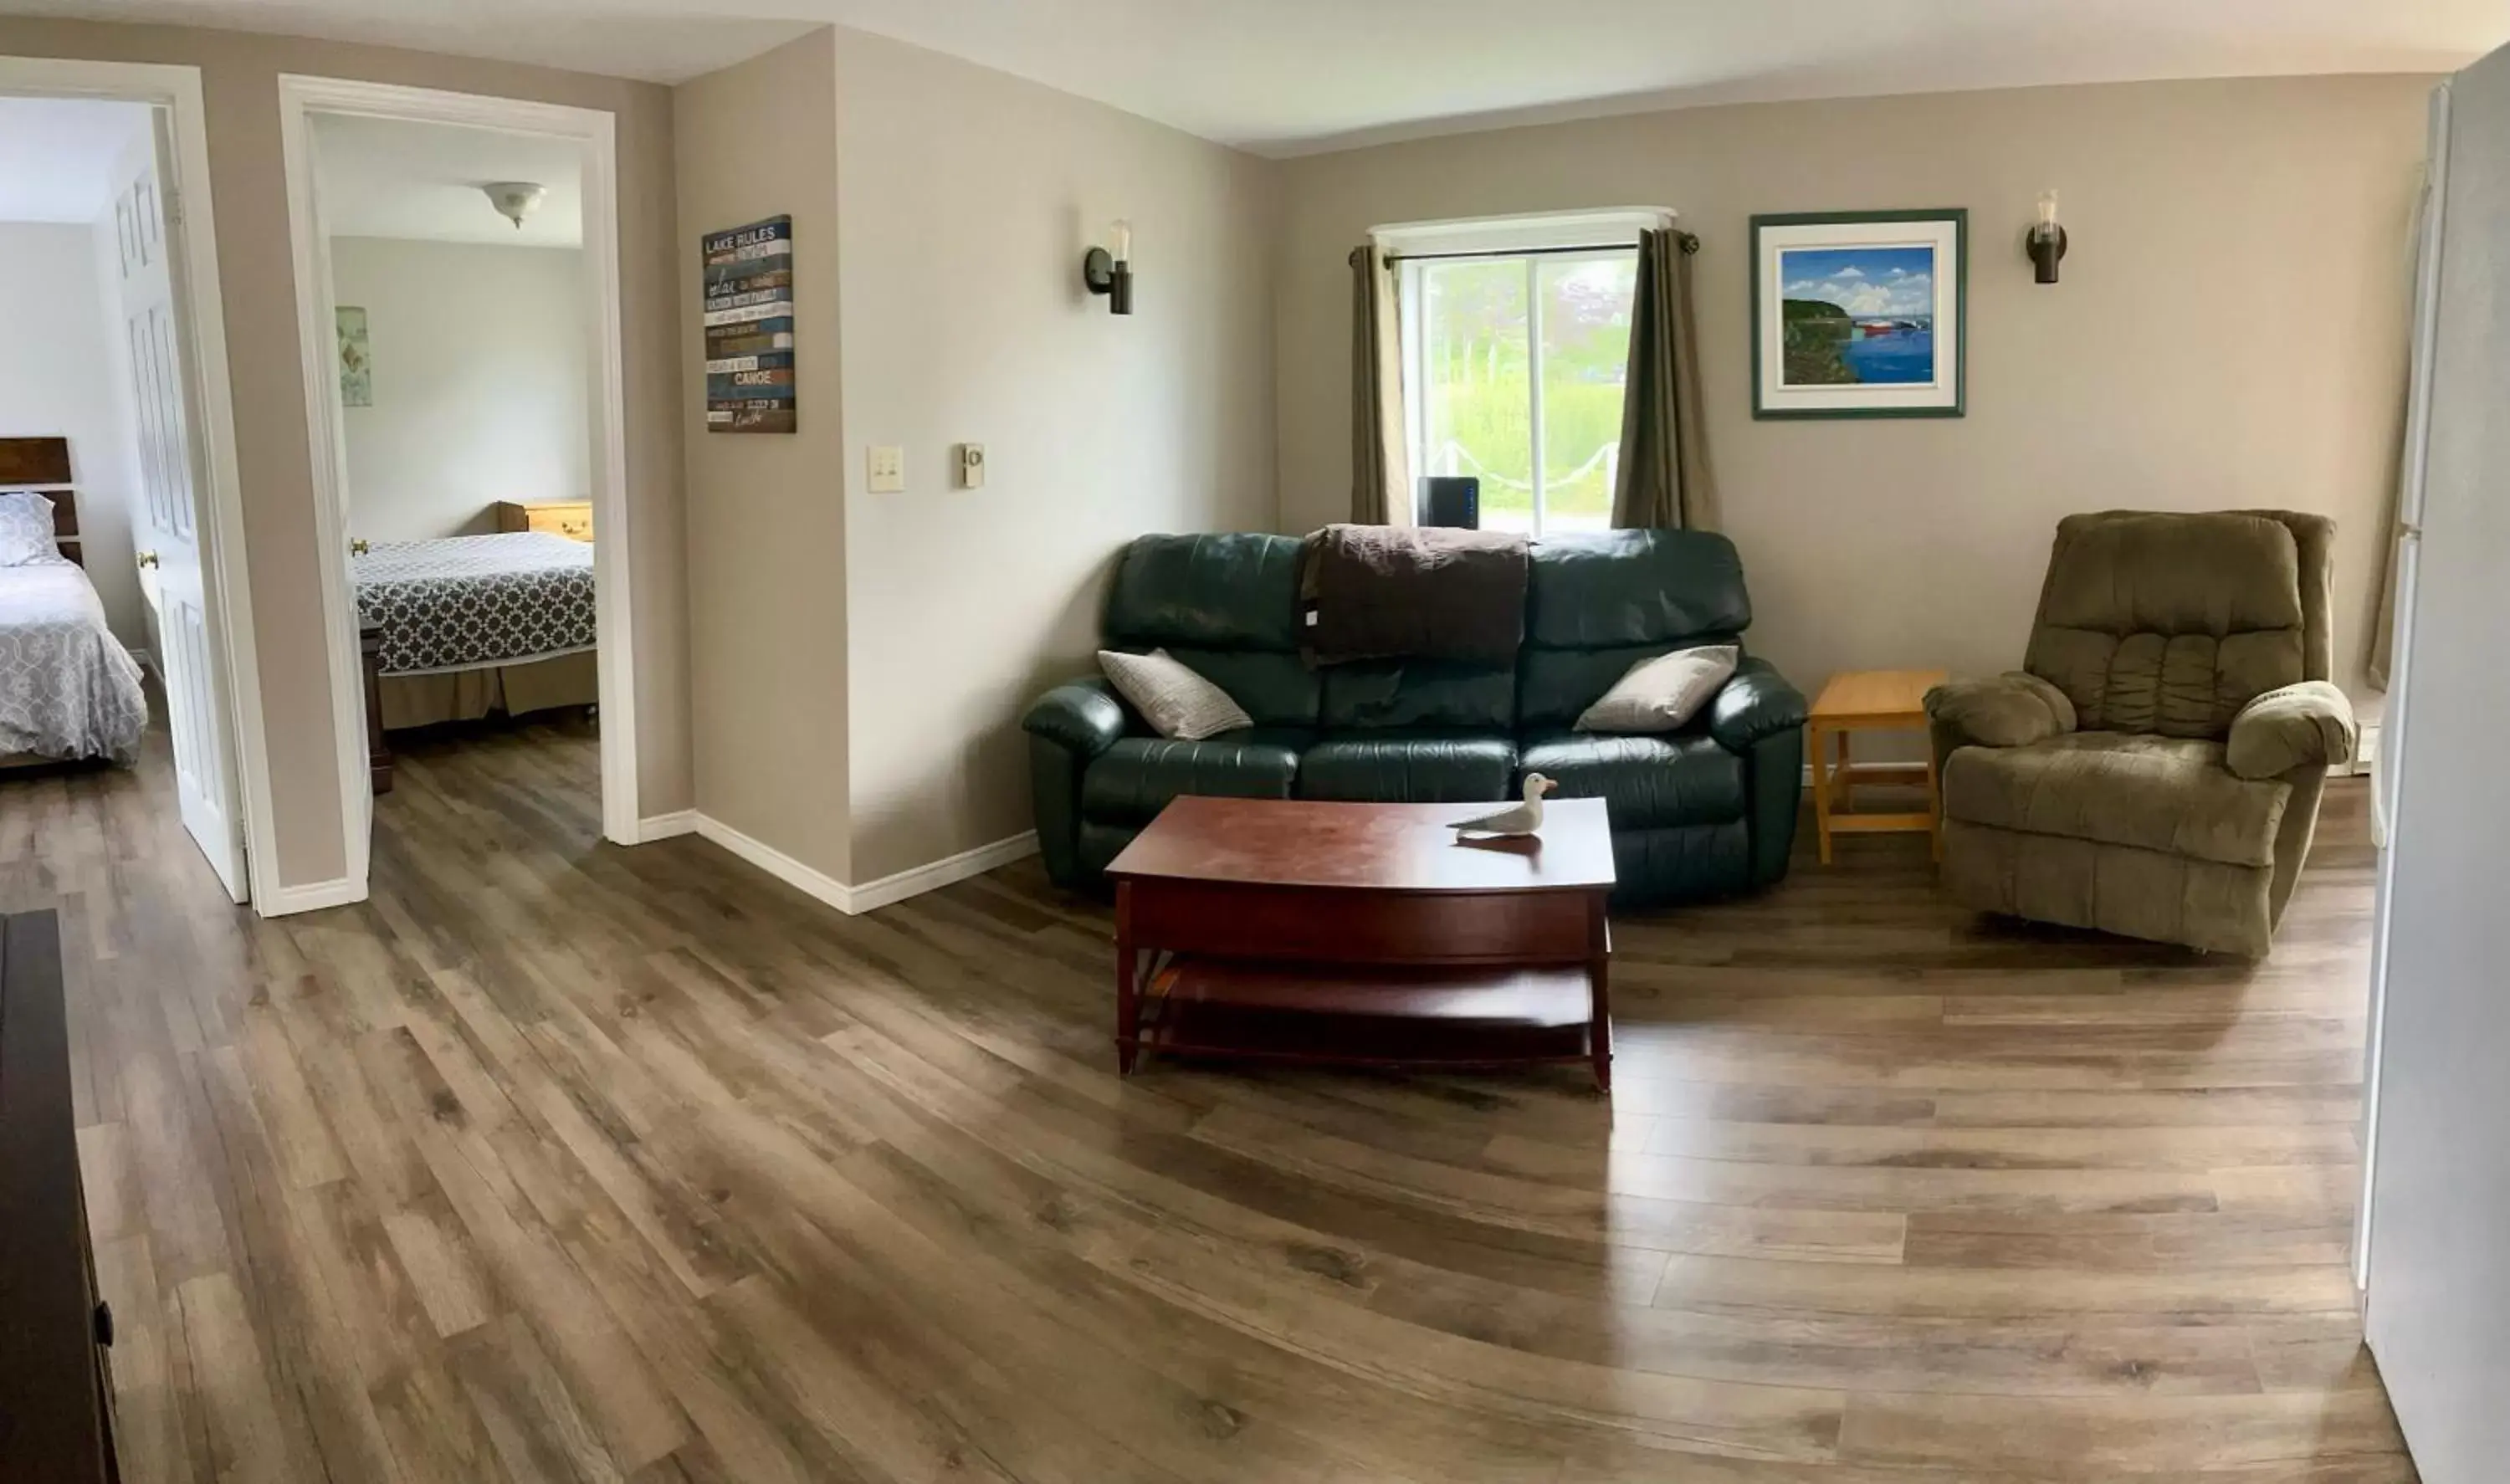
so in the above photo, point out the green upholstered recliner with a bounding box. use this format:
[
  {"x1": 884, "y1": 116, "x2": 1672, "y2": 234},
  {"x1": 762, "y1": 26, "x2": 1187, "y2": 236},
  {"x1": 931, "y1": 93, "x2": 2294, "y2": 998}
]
[
  {"x1": 1022, "y1": 530, "x2": 1806, "y2": 908},
  {"x1": 1925, "y1": 511, "x2": 2358, "y2": 956}
]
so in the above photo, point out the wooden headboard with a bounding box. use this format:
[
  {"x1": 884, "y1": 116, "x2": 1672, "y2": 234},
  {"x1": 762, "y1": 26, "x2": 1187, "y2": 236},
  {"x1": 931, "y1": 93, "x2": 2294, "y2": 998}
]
[{"x1": 0, "y1": 438, "x2": 82, "y2": 568}]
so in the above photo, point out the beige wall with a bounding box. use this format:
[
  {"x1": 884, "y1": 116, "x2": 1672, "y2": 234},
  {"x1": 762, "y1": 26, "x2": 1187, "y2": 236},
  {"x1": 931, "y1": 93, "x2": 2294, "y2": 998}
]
[
  {"x1": 674, "y1": 30, "x2": 853, "y2": 879},
  {"x1": 330, "y1": 237, "x2": 592, "y2": 542},
  {"x1": 1276, "y1": 75, "x2": 2431, "y2": 718},
  {"x1": 0, "y1": 18, "x2": 691, "y2": 888},
  {"x1": 830, "y1": 28, "x2": 1278, "y2": 881}
]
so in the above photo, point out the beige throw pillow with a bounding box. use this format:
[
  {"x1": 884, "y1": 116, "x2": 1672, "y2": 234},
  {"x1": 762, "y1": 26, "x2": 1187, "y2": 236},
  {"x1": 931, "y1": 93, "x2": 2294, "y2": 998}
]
[
  {"x1": 1098, "y1": 648, "x2": 1252, "y2": 740},
  {"x1": 1575, "y1": 645, "x2": 1739, "y2": 734}
]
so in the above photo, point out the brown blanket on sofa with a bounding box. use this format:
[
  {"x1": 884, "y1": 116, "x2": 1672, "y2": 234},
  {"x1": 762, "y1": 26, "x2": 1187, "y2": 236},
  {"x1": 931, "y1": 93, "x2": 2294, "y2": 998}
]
[{"x1": 1299, "y1": 524, "x2": 1529, "y2": 665}]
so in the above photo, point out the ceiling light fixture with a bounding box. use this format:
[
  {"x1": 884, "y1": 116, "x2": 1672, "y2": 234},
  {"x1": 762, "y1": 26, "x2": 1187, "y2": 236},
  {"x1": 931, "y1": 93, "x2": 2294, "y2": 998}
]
[{"x1": 482, "y1": 182, "x2": 546, "y2": 230}]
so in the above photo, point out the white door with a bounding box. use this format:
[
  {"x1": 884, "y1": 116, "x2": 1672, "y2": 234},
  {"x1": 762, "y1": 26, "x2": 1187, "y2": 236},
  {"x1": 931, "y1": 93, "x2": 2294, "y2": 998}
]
[
  {"x1": 111, "y1": 112, "x2": 247, "y2": 902},
  {"x1": 2361, "y1": 44, "x2": 2510, "y2": 1484}
]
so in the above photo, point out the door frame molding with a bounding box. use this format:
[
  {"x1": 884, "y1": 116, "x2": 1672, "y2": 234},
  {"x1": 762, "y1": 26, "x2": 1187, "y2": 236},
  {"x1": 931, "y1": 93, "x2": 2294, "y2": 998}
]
[
  {"x1": 0, "y1": 56, "x2": 276, "y2": 908},
  {"x1": 274, "y1": 74, "x2": 643, "y2": 895}
]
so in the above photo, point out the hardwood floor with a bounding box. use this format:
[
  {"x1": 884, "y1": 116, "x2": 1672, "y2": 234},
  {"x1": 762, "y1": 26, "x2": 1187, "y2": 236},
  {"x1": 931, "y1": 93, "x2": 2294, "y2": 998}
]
[{"x1": 3, "y1": 718, "x2": 2410, "y2": 1481}]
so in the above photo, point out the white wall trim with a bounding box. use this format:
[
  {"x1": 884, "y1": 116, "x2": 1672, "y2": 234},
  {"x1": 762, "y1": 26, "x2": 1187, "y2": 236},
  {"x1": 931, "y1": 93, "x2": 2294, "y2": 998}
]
[
  {"x1": 846, "y1": 831, "x2": 1041, "y2": 915},
  {"x1": 0, "y1": 58, "x2": 277, "y2": 912},
  {"x1": 275, "y1": 74, "x2": 642, "y2": 915},
  {"x1": 633, "y1": 810, "x2": 699, "y2": 842},
  {"x1": 688, "y1": 815, "x2": 1037, "y2": 916},
  {"x1": 2354, "y1": 718, "x2": 2382, "y2": 778},
  {"x1": 1372, "y1": 206, "x2": 1675, "y2": 257}
]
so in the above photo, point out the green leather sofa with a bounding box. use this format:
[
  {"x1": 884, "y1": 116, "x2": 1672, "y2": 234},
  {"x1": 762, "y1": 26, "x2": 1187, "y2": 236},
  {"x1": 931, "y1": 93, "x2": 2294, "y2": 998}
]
[{"x1": 1022, "y1": 530, "x2": 1806, "y2": 907}]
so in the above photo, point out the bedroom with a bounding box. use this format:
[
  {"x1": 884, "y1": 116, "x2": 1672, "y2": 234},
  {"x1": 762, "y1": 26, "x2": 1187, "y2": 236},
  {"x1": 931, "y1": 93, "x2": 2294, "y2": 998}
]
[
  {"x1": 0, "y1": 91, "x2": 248, "y2": 901},
  {"x1": 312, "y1": 110, "x2": 604, "y2": 801}
]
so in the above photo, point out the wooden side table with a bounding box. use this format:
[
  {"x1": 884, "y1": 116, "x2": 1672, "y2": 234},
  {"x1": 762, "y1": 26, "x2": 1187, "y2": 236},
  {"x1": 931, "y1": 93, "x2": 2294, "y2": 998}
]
[{"x1": 1808, "y1": 669, "x2": 1947, "y2": 865}]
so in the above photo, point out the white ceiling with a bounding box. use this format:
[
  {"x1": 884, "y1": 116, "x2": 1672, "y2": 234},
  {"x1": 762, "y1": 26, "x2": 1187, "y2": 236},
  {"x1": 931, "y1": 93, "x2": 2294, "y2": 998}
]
[
  {"x1": 313, "y1": 112, "x2": 584, "y2": 247},
  {"x1": 0, "y1": 96, "x2": 151, "y2": 223},
  {"x1": 6, "y1": 0, "x2": 2504, "y2": 156}
]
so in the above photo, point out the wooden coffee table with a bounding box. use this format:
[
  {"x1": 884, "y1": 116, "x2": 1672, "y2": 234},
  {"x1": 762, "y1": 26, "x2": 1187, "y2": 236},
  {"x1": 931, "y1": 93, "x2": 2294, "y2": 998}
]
[{"x1": 1107, "y1": 796, "x2": 1617, "y2": 1088}]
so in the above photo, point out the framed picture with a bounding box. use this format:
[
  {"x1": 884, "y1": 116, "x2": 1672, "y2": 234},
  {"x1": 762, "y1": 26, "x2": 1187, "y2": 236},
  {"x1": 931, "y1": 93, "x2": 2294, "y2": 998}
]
[
  {"x1": 336, "y1": 305, "x2": 372, "y2": 408},
  {"x1": 1750, "y1": 209, "x2": 1965, "y2": 419}
]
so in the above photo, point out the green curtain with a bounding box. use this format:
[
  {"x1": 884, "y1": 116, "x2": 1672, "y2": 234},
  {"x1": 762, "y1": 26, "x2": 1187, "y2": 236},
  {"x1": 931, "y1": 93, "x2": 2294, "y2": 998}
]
[
  {"x1": 1349, "y1": 245, "x2": 1411, "y2": 525},
  {"x1": 1611, "y1": 228, "x2": 1716, "y2": 530}
]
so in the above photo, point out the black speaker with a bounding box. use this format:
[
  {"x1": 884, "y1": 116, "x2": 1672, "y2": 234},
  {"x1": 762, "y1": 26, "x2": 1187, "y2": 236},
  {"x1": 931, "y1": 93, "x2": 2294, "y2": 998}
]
[{"x1": 1421, "y1": 476, "x2": 1479, "y2": 530}]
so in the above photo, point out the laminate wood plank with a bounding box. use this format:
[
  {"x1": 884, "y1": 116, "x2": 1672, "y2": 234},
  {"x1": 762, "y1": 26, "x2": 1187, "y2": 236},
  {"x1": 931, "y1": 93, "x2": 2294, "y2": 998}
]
[{"x1": 8, "y1": 714, "x2": 2406, "y2": 1481}]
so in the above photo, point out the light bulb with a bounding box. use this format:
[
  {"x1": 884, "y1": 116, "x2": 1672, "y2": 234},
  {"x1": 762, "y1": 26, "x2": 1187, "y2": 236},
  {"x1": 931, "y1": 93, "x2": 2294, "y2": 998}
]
[
  {"x1": 1111, "y1": 219, "x2": 1132, "y2": 264},
  {"x1": 2035, "y1": 190, "x2": 2060, "y2": 233}
]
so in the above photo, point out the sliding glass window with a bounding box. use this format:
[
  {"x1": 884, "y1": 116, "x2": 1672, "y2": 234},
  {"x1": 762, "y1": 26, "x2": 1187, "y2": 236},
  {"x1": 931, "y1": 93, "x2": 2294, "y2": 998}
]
[{"x1": 1401, "y1": 249, "x2": 1638, "y2": 535}]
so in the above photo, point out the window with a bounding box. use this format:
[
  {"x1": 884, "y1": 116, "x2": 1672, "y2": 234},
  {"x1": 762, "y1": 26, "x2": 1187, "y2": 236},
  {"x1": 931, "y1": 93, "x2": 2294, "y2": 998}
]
[{"x1": 1400, "y1": 246, "x2": 1639, "y2": 535}]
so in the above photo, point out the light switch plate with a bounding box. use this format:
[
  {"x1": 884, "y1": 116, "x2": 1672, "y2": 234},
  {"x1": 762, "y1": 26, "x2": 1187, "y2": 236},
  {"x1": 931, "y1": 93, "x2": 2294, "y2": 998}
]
[
  {"x1": 868, "y1": 444, "x2": 905, "y2": 494},
  {"x1": 957, "y1": 443, "x2": 986, "y2": 489}
]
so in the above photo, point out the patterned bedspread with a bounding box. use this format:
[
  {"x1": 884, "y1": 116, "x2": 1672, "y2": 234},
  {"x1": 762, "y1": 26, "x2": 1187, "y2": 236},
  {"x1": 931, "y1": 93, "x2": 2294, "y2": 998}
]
[
  {"x1": 0, "y1": 559, "x2": 148, "y2": 764},
  {"x1": 353, "y1": 532, "x2": 596, "y2": 677}
]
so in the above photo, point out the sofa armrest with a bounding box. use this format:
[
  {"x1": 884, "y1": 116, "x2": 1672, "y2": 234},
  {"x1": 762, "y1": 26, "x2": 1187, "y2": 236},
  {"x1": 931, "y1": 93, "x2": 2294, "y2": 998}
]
[
  {"x1": 1708, "y1": 658, "x2": 1808, "y2": 753},
  {"x1": 2226, "y1": 681, "x2": 2357, "y2": 780},
  {"x1": 1925, "y1": 672, "x2": 2077, "y2": 750},
  {"x1": 1022, "y1": 678, "x2": 1131, "y2": 761}
]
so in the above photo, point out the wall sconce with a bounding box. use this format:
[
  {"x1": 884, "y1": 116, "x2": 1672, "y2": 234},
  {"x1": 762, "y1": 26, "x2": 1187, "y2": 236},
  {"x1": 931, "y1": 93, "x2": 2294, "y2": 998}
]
[
  {"x1": 1083, "y1": 218, "x2": 1133, "y2": 315},
  {"x1": 2026, "y1": 189, "x2": 2067, "y2": 284}
]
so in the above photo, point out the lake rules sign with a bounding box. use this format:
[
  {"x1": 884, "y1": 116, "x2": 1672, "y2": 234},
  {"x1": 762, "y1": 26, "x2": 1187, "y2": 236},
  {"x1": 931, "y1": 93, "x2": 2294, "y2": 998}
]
[{"x1": 703, "y1": 215, "x2": 796, "y2": 433}]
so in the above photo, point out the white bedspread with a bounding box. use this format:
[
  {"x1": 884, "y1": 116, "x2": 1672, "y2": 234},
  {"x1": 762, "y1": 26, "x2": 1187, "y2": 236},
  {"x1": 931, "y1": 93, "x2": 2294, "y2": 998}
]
[{"x1": 0, "y1": 559, "x2": 147, "y2": 764}]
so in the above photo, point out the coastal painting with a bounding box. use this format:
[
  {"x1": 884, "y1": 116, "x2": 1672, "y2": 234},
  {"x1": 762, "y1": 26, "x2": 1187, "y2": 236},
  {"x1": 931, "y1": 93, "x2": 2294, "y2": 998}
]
[{"x1": 1752, "y1": 210, "x2": 1965, "y2": 419}]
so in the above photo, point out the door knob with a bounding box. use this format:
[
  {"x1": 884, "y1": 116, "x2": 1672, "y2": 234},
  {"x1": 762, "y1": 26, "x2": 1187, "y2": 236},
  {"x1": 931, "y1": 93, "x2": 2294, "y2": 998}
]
[
  {"x1": 136, "y1": 550, "x2": 159, "y2": 569},
  {"x1": 351, "y1": 539, "x2": 370, "y2": 555}
]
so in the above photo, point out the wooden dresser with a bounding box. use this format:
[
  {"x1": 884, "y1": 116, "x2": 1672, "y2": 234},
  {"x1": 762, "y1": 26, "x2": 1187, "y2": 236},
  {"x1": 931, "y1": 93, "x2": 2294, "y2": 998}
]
[
  {"x1": 0, "y1": 910, "x2": 120, "y2": 1484},
  {"x1": 494, "y1": 499, "x2": 593, "y2": 542}
]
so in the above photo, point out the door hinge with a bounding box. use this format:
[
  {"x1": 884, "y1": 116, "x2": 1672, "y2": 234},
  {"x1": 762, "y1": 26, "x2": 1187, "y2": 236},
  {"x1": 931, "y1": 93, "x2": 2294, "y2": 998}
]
[{"x1": 164, "y1": 186, "x2": 183, "y2": 230}]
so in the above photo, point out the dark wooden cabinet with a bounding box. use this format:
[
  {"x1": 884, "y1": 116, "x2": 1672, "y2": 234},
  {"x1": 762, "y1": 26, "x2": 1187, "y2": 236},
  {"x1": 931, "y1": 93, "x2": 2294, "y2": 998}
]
[{"x1": 0, "y1": 910, "x2": 121, "y2": 1483}]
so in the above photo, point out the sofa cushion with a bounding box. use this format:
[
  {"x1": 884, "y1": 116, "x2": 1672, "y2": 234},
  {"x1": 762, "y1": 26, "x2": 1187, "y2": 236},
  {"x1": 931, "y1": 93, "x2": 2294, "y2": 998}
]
[
  {"x1": 1098, "y1": 648, "x2": 1252, "y2": 740},
  {"x1": 1160, "y1": 646, "x2": 1319, "y2": 728},
  {"x1": 1319, "y1": 660, "x2": 1515, "y2": 730},
  {"x1": 1296, "y1": 732, "x2": 1515, "y2": 802},
  {"x1": 1105, "y1": 533, "x2": 1305, "y2": 651},
  {"x1": 2022, "y1": 514, "x2": 2308, "y2": 739},
  {"x1": 1521, "y1": 731, "x2": 1746, "y2": 830},
  {"x1": 1942, "y1": 732, "x2": 2292, "y2": 869},
  {"x1": 1080, "y1": 731, "x2": 1304, "y2": 824},
  {"x1": 1525, "y1": 530, "x2": 1750, "y2": 649},
  {"x1": 1575, "y1": 644, "x2": 1739, "y2": 734}
]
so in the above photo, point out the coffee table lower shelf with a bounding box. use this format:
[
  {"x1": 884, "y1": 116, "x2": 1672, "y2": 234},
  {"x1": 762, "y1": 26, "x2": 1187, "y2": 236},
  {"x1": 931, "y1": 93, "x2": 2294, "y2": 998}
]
[{"x1": 1124, "y1": 956, "x2": 1601, "y2": 1076}]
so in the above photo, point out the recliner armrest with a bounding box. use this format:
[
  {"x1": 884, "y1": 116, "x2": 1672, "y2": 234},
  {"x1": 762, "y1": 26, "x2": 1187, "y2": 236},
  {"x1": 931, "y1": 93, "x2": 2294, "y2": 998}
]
[
  {"x1": 1022, "y1": 678, "x2": 1131, "y2": 760},
  {"x1": 1926, "y1": 672, "x2": 2077, "y2": 750},
  {"x1": 1708, "y1": 658, "x2": 1807, "y2": 752},
  {"x1": 2226, "y1": 681, "x2": 2357, "y2": 780}
]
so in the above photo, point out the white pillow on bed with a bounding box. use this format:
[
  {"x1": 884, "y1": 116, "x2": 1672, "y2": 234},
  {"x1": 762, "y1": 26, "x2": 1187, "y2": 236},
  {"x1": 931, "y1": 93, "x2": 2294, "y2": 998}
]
[{"x1": 0, "y1": 490, "x2": 63, "y2": 567}]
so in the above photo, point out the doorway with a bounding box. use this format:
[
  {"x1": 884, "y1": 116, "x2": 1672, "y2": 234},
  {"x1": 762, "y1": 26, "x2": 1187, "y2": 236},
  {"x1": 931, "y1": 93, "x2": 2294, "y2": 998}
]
[
  {"x1": 275, "y1": 77, "x2": 639, "y2": 894},
  {"x1": 0, "y1": 58, "x2": 268, "y2": 906}
]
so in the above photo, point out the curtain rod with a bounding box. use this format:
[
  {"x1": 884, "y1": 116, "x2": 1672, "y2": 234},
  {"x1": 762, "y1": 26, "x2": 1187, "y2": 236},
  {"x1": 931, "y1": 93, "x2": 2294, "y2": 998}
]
[{"x1": 1382, "y1": 232, "x2": 1698, "y2": 265}]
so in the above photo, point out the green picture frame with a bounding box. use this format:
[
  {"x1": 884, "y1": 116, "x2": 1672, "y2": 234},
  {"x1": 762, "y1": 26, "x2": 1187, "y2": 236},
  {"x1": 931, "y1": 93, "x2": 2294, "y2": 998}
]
[{"x1": 1750, "y1": 208, "x2": 1966, "y2": 420}]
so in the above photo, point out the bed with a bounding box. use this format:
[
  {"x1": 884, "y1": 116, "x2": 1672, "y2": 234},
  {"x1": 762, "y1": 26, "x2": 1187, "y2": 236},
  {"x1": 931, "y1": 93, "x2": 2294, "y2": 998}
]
[
  {"x1": 351, "y1": 530, "x2": 598, "y2": 731},
  {"x1": 0, "y1": 440, "x2": 149, "y2": 768}
]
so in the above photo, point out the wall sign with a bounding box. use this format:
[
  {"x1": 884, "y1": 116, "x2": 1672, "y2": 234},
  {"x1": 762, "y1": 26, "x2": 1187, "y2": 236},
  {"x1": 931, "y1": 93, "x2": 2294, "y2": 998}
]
[{"x1": 702, "y1": 214, "x2": 796, "y2": 433}]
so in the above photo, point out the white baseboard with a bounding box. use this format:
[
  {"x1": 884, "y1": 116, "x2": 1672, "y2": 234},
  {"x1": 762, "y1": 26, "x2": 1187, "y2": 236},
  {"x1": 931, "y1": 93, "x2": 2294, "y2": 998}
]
[
  {"x1": 846, "y1": 829, "x2": 1039, "y2": 914},
  {"x1": 633, "y1": 810, "x2": 699, "y2": 842},
  {"x1": 257, "y1": 874, "x2": 366, "y2": 917},
  {"x1": 685, "y1": 814, "x2": 1037, "y2": 916},
  {"x1": 127, "y1": 645, "x2": 158, "y2": 680}
]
